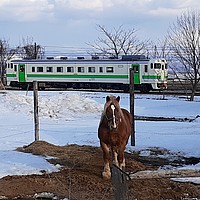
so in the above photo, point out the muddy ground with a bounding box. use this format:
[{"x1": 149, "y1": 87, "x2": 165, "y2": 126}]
[{"x1": 0, "y1": 141, "x2": 200, "y2": 200}]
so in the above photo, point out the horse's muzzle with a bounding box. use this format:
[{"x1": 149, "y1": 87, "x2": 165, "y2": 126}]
[{"x1": 109, "y1": 124, "x2": 118, "y2": 131}]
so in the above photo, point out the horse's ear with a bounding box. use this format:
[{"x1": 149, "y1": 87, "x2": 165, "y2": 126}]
[
  {"x1": 106, "y1": 96, "x2": 110, "y2": 102},
  {"x1": 116, "y1": 96, "x2": 120, "y2": 102}
]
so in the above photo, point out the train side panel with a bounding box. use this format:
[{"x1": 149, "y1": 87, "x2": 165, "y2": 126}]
[{"x1": 6, "y1": 58, "x2": 167, "y2": 92}]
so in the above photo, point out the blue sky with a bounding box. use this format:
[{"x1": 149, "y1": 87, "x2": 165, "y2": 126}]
[{"x1": 0, "y1": 0, "x2": 199, "y2": 51}]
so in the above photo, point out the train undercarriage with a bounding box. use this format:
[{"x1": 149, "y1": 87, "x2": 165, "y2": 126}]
[{"x1": 9, "y1": 81, "x2": 153, "y2": 93}]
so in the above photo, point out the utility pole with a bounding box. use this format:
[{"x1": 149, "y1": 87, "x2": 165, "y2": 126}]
[
  {"x1": 129, "y1": 67, "x2": 135, "y2": 146},
  {"x1": 34, "y1": 42, "x2": 37, "y2": 59},
  {"x1": 33, "y1": 81, "x2": 39, "y2": 141}
]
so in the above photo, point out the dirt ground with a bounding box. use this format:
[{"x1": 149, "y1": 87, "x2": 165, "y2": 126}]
[{"x1": 0, "y1": 141, "x2": 200, "y2": 200}]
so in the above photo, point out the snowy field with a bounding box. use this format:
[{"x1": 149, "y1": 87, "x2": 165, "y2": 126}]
[{"x1": 0, "y1": 90, "x2": 200, "y2": 181}]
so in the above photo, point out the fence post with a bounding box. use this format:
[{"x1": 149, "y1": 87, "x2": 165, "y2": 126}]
[
  {"x1": 33, "y1": 81, "x2": 39, "y2": 141},
  {"x1": 112, "y1": 164, "x2": 129, "y2": 200},
  {"x1": 129, "y1": 68, "x2": 135, "y2": 146}
]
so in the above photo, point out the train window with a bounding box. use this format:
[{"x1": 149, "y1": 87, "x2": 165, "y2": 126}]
[
  {"x1": 14, "y1": 65, "x2": 17, "y2": 72},
  {"x1": 20, "y1": 66, "x2": 24, "y2": 72},
  {"x1": 67, "y1": 67, "x2": 74, "y2": 73},
  {"x1": 7, "y1": 63, "x2": 10, "y2": 68},
  {"x1": 154, "y1": 63, "x2": 161, "y2": 69},
  {"x1": 47, "y1": 67, "x2": 53, "y2": 72},
  {"x1": 37, "y1": 67, "x2": 43, "y2": 72},
  {"x1": 144, "y1": 65, "x2": 148, "y2": 73},
  {"x1": 165, "y1": 64, "x2": 168, "y2": 69},
  {"x1": 11, "y1": 63, "x2": 13, "y2": 69},
  {"x1": 162, "y1": 65, "x2": 164, "y2": 70},
  {"x1": 32, "y1": 67, "x2": 35, "y2": 72},
  {"x1": 99, "y1": 67, "x2": 103, "y2": 73},
  {"x1": 134, "y1": 66, "x2": 139, "y2": 73},
  {"x1": 57, "y1": 67, "x2": 63, "y2": 72},
  {"x1": 88, "y1": 67, "x2": 95, "y2": 73},
  {"x1": 150, "y1": 63, "x2": 153, "y2": 69},
  {"x1": 78, "y1": 67, "x2": 84, "y2": 73},
  {"x1": 106, "y1": 67, "x2": 114, "y2": 73}
]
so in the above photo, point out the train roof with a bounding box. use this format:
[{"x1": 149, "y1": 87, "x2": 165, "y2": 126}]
[
  {"x1": 7, "y1": 55, "x2": 166, "y2": 64},
  {"x1": 8, "y1": 59, "x2": 149, "y2": 63},
  {"x1": 8, "y1": 55, "x2": 151, "y2": 64}
]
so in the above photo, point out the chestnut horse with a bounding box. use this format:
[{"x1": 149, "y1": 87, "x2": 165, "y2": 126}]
[{"x1": 98, "y1": 95, "x2": 132, "y2": 179}]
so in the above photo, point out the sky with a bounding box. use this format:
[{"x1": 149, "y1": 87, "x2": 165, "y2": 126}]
[{"x1": 0, "y1": 0, "x2": 199, "y2": 53}]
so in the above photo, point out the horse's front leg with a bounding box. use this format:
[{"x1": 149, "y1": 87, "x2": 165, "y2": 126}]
[{"x1": 101, "y1": 142, "x2": 111, "y2": 179}]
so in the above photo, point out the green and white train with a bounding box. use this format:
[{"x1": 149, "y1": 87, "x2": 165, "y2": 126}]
[{"x1": 6, "y1": 55, "x2": 168, "y2": 92}]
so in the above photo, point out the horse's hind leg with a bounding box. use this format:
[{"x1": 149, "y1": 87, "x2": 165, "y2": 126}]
[
  {"x1": 113, "y1": 151, "x2": 119, "y2": 167},
  {"x1": 118, "y1": 146, "x2": 126, "y2": 170},
  {"x1": 101, "y1": 142, "x2": 111, "y2": 179},
  {"x1": 120, "y1": 157, "x2": 126, "y2": 169}
]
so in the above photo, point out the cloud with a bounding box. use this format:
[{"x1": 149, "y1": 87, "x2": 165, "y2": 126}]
[
  {"x1": 0, "y1": 0, "x2": 199, "y2": 47},
  {"x1": 55, "y1": 0, "x2": 113, "y2": 11},
  {"x1": 0, "y1": 0, "x2": 198, "y2": 22},
  {"x1": 0, "y1": 0, "x2": 54, "y2": 22},
  {"x1": 146, "y1": 0, "x2": 199, "y2": 17}
]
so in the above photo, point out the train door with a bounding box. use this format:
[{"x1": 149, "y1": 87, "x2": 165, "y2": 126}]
[
  {"x1": 160, "y1": 64, "x2": 165, "y2": 80},
  {"x1": 132, "y1": 64, "x2": 140, "y2": 84},
  {"x1": 164, "y1": 62, "x2": 168, "y2": 80},
  {"x1": 18, "y1": 64, "x2": 26, "y2": 82}
]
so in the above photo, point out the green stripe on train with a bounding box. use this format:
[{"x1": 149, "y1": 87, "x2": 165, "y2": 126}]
[
  {"x1": 27, "y1": 74, "x2": 128, "y2": 79},
  {"x1": 6, "y1": 73, "x2": 166, "y2": 80},
  {"x1": 142, "y1": 75, "x2": 161, "y2": 79},
  {"x1": 6, "y1": 74, "x2": 16, "y2": 77}
]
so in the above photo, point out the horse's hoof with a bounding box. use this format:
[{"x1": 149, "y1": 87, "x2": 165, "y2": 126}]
[{"x1": 102, "y1": 171, "x2": 111, "y2": 180}]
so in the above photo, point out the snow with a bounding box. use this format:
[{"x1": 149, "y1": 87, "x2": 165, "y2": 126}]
[
  {"x1": 171, "y1": 177, "x2": 200, "y2": 184},
  {"x1": 0, "y1": 90, "x2": 200, "y2": 183}
]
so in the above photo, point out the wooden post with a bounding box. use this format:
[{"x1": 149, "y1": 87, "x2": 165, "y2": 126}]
[
  {"x1": 129, "y1": 68, "x2": 135, "y2": 146},
  {"x1": 33, "y1": 81, "x2": 39, "y2": 141},
  {"x1": 112, "y1": 164, "x2": 129, "y2": 200}
]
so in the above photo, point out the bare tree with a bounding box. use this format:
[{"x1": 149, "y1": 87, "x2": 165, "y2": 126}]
[
  {"x1": 167, "y1": 10, "x2": 200, "y2": 101},
  {"x1": 147, "y1": 38, "x2": 171, "y2": 59},
  {"x1": 0, "y1": 39, "x2": 17, "y2": 89},
  {"x1": 19, "y1": 37, "x2": 44, "y2": 59},
  {"x1": 88, "y1": 25, "x2": 148, "y2": 58}
]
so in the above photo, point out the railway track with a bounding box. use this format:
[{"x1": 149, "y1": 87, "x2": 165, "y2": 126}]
[
  {"x1": 148, "y1": 90, "x2": 200, "y2": 96},
  {"x1": 4, "y1": 86, "x2": 200, "y2": 96},
  {"x1": 4, "y1": 79, "x2": 200, "y2": 96}
]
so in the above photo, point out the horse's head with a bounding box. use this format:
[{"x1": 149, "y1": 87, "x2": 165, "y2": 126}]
[{"x1": 104, "y1": 96, "x2": 121, "y2": 130}]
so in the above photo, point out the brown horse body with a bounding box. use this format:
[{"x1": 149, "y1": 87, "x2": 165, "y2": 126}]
[{"x1": 98, "y1": 95, "x2": 132, "y2": 179}]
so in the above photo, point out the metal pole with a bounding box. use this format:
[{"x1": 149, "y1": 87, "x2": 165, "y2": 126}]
[
  {"x1": 129, "y1": 68, "x2": 135, "y2": 146},
  {"x1": 33, "y1": 81, "x2": 39, "y2": 141}
]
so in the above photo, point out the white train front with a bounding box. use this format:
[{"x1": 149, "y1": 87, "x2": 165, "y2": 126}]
[{"x1": 6, "y1": 55, "x2": 168, "y2": 92}]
